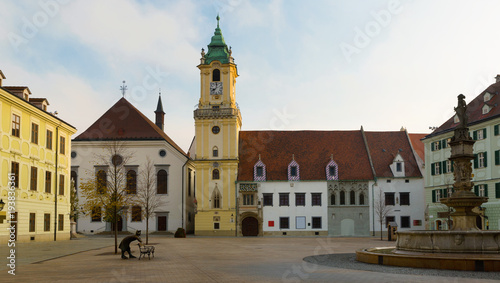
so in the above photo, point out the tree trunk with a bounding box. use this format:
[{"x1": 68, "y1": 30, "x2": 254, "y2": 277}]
[
  {"x1": 380, "y1": 221, "x2": 383, "y2": 241},
  {"x1": 146, "y1": 218, "x2": 149, "y2": 245},
  {"x1": 114, "y1": 209, "x2": 118, "y2": 254}
]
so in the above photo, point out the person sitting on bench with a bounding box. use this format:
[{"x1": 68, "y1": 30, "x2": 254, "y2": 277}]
[{"x1": 119, "y1": 230, "x2": 142, "y2": 259}]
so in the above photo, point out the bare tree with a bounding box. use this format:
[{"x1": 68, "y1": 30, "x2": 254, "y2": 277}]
[
  {"x1": 135, "y1": 157, "x2": 166, "y2": 244},
  {"x1": 79, "y1": 141, "x2": 135, "y2": 254},
  {"x1": 375, "y1": 188, "x2": 393, "y2": 240}
]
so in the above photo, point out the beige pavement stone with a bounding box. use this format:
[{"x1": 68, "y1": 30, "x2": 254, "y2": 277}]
[{"x1": 0, "y1": 236, "x2": 499, "y2": 282}]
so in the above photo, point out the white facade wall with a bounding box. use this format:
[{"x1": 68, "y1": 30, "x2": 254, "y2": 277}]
[
  {"x1": 369, "y1": 177, "x2": 425, "y2": 233},
  {"x1": 72, "y1": 140, "x2": 191, "y2": 234},
  {"x1": 259, "y1": 181, "x2": 327, "y2": 234}
]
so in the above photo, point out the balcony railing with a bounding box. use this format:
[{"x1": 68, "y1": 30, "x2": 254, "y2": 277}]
[{"x1": 194, "y1": 108, "x2": 241, "y2": 120}]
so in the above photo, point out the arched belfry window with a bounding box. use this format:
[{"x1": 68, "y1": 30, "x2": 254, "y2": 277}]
[
  {"x1": 213, "y1": 169, "x2": 220, "y2": 180},
  {"x1": 212, "y1": 188, "x2": 221, "y2": 209},
  {"x1": 212, "y1": 69, "x2": 220, "y2": 81}
]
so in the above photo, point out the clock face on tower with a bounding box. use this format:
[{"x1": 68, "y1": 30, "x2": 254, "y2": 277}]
[{"x1": 210, "y1": 82, "x2": 223, "y2": 95}]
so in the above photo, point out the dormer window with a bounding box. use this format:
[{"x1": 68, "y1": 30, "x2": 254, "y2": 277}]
[
  {"x1": 396, "y1": 162, "x2": 402, "y2": 172},
  {"x1": 253, "y1": 159, "x2": 266, "y2": 181},
  {"x1": 212, "y1": 69, "x2": 220, "y2": 81},
  {"x1": 326, "y1": 159, "x2": 339, "y2": 180},
  {"x1": 483, "y1": 104, "x2": 490, "y2": 114},
  {"x1": 390, "y1": 153, "x2": 405, "y2": 177},
  {"x1": 484, "y1": 92, "x2": 491, "y2": 102},
  {"x1": 288, "y1": 159, "x2": 300, "y2": 181}
]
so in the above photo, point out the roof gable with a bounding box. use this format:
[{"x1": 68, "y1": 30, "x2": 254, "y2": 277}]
[
  {"x1": 364, "y1": 131, "x2": 422, "y2": 178},
  {"x1": 74, "y1": 97, "x2": 186, "y2": 156}
]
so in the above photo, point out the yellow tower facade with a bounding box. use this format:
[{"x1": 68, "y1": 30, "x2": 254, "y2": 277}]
[{"x1": 193, "y1": 16, "x2": 241, "y2": 236}]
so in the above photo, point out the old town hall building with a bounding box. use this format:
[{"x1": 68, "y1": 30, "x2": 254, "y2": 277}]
[{"x1": 190, "y1": 17, "x2": 426, "y2": 237}]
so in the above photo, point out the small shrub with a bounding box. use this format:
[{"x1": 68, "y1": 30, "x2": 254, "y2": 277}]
[{"x1": 174, "y1": 227, "x2": 186, "y2": 238}]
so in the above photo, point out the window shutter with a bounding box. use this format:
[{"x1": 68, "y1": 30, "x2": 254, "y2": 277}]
[
  {"x1": 473, "y1": 131, "x2": 477, "y2": 140},
  {"x1": 442, "y1": 161, "x2": 447, "y2": 173},
  {"x1": 496, "y1": 150, "x2": 500, "y2": 166},
  {"x1": 484, "y1": 152, "x2": 488, "y2": 167},
  {"x1": 483, "y1": 129, "x2": 487, "y2": 139},
  {"x1": 431, "y1": 163, "x2": 435, "y2": 175},
  {"x1": 474, "y1": 154, "x2": 478, "y2": 169},
  {"x1": 496, "y1": 183, "x2": 500, "y2": 198},
  {"x1": 432, "y1": 190, "x2": 436, "y2": 202},
  {"x1": 451, "y1": 160, "x2": 454, "y2": 172},
  {"x1": 431, "y1": 143, "x2": 435, "y2": 152},
  {"x1": 442, "y1": 188, "x2": 447, "y2": 198},
  {"x1": 438, "y1": 141, "x2": 442, "y2": 150},
  {"x1": 495, "y1": 125, "x2": 499, "y2": 136},
  {"x1": 474, "y1": 185, "x2": 479, "y2": 196},
  {"x1": 485, "y1": 184, "x2": 489, "y2": 197}
]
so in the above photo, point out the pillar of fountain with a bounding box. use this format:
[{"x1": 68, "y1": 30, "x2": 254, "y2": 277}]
[{"x1": 440, "y1": 94, "x2": 488, "y2": 231}]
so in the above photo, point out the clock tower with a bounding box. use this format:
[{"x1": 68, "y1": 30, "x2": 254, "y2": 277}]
[{"x1": 193, "y1": 16, "x2": 241, "y2": 236}]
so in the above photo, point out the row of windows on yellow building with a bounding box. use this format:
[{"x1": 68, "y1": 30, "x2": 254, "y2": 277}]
[{"x1": 0, "y1": 71, "x2": 76, "y2": 243}]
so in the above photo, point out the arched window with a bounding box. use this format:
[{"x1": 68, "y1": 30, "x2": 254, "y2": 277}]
[
  {"x1": 212, "y1": 69, "x2": 220, "y2": 81},
  {"x1": 359, "y1": 192, "x2": 365, "y2": 205},
  {"x1": 97, "y1": 170, "x2": 106, "y2": 194},
  {"x1": 330, "y1": 193, "x2": 336, "y2": 205},
  {"x1": 71, "y1": 170, "x2": 77, "y2": 191},
  {"x1": 212, "y1": 169, "x2": 220, "y2": 180},
  {"x1": 157, "y1": 169, "x2": 168, "y2": 194},
  {"x1": 126, "y1": 170, "x2": 137, "y2": 194},
  {"x1": 212, "y1": 189, "x2": 221, "y2": 209},
  {"x1": 340, "y1": 191, "x2": 345, "y2": 205},
  {"x1": 213, "y1": 146, "x2": 218, "y2": 157},
  {"x1": 350, "y1": 190, "x2": 356, "y2": 205}
]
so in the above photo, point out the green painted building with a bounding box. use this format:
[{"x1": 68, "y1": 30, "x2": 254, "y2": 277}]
[{"x1": 423, "y1": 75, "x2": 500, "y2": 230}]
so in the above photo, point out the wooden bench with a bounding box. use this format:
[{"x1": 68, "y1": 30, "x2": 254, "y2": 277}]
[{"x1": 137, "y1": 243, "x2": 155, "y2": 260}]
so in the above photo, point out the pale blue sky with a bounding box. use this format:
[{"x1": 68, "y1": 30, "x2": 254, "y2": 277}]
[{"x1": 2, "y1": 0, "x2": 500, "y2": 151}]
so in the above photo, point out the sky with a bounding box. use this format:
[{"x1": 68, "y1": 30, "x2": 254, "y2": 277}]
[{"x1": 2, "y1": 0, "x2": 500, "y2": 152}]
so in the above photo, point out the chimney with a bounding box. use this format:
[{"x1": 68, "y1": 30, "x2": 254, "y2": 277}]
[
  {"x1": 155, "y1": 93, "x2": 165, "y2": 131},
  {"x1": 495, "y1": 74, "x2": 500, "y2": 83}
]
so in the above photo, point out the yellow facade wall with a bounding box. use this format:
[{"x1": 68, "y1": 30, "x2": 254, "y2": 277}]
[{"x1": 0, "y1": 86, "x2": 76, "y2": 243}]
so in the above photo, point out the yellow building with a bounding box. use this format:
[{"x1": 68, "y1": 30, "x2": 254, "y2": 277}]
[
  {"x1": 0, "y1": 70, "x2": 76, "y2": 243},
  {"x1": 191, "y1": 16, "x2": 241, "y2": 236}
]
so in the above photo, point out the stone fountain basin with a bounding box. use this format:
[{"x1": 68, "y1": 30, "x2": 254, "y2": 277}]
[{"x1": 397, "y1": 230, "x2": 500, "y2": 253}]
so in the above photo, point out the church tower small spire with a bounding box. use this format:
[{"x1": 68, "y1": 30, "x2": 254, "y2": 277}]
[{"x1": 155, "y1": 89, "x2": 165, "y2": 131}]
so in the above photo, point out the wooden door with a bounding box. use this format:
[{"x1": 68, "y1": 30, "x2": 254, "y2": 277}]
[
  {"x1": 242, "y1": 217, "x2": 258, "y2": 236},
  {"x1": 158, "y1": 216, "x2": 167, "y2": 231}
]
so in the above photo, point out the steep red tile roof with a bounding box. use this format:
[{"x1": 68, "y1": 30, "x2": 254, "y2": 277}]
[
  {"x1": 74, "y1": 98, "x2": 187, "y2": 156},
  {"x1": 408, "y1": 133, "x2": 426, "y2": 161},
  {"x1": 425, "y1": 80, "x2": 500, "y2": 139},
  {"x1": 364, "y1": 131, "x2": 422, "y2": 178},
  {"x1": 238, "y1": 130, "x2": 374, "y2": 181}
]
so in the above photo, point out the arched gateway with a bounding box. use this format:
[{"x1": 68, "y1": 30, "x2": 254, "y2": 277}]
[{"x1": 242, "y1": 217, "x2": 259, "y2": 236}]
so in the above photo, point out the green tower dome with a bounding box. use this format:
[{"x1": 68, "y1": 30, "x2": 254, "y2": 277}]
[{"x1": 204, "y1": 15, "x2": 231, "y2": 64}]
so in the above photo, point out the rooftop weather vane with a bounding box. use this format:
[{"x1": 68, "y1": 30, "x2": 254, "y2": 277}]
[{"x1": 120, "y1": 80, "x2": 127, "y2": 97}]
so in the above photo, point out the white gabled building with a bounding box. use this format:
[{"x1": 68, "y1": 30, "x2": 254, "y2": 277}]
[{"x1": 72, "y1": 97, "x2": 195, "y2": 235}]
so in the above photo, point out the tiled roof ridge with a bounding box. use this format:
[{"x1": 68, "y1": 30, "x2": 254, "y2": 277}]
[{"x1": 74, "y1": 97, "x2": 187, "y2": 157}]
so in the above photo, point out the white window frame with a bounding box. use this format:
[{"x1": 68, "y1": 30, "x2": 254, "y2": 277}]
[
  {"x1": 478, "y1": 152, "x2": 485, "y2": 168},
  {"x1": 434, "y1": 162, "x2": 441, "y2": 175}
]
